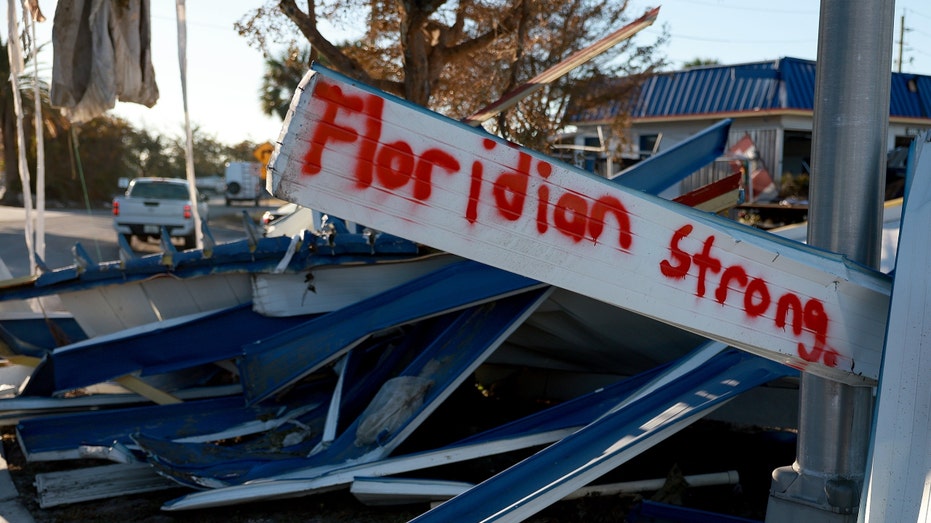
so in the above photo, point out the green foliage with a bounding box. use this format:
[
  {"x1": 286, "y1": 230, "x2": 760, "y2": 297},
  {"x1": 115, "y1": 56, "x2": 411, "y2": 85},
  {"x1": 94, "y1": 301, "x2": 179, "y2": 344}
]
[
  {"x1": 0, "y1": 30, "x2": 268, "y2": 208},
  {"x1": 0, "y1": 36, "x2": 66, "y2": 205},
  {"x1": 163, "y1": 127, "x2": 258, "y2": 178},
  {"x1": 261, "y1": 45, "x2": 314, "y2": 121},
  {"x1": 682, "y1": 58, "x2": 720, "y2": 69},
  {"x1": 7, "y1": 115, "x2": 263, "y2": 207}
]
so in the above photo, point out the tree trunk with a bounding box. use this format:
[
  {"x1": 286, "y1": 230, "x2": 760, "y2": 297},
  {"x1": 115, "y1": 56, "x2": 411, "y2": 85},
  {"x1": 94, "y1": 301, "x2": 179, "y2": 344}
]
[
  {"x1": 398, "y1": 3, "x2": 431, "y2": 106},
  {"x1": 0, "y1": 99, "x2": 20, "y2": 206}
]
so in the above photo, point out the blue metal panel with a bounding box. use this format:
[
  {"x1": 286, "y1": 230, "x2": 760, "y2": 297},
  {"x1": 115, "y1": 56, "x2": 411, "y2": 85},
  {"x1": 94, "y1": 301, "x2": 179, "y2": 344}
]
[
  {"x1": 916, "y1": 77, "x2": 931, "y2": 118},
  {"x1": 0, "y1": 316, "x2": 87, "y2": 357},
  {"x1": 239, "y1": 260, "x2": 545, "y2": 405},
  {"x1": 136, "y1": 289, "x2": 550, "y2": 488},
  {"x1": 890, "y1": 75, "x2": 922, "y2": 117},
  {"x1": 409, "y1": 350, "x2": 792, "y2": 523},
  {"x1": 15, "y1": 393, "x2": 327, "y2": 459},
  {"x1": 158, "y1": 344, "x2": 798, "y2": 510},
  {"x1": 157, "y1": 345, "x2": 702, "y2": 502},
  {"x1": 779, "y1": 57, "x2": 816, "y2": 109},
  {"x1": 629, "y1": 499, "x2": 763, "y2": 523},
  {"x1": 20, "y1": 304, "x2": 318, "y2": 396},
  {"x1": 891, "y1": 75, "x2": 931, "y2": 119},
  {"x1": 628, "y1": 61, "x2": 783, "y2": 118}
]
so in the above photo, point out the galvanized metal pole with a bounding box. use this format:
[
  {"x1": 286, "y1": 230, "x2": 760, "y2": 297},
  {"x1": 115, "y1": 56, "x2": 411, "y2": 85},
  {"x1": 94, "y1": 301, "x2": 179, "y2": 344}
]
[{"x1": 766, "y1": 0, "x2": 893, "y2": 521}]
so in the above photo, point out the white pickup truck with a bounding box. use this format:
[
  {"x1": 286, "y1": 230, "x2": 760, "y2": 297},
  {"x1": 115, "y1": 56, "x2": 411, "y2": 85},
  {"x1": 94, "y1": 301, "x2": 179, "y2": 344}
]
[{"x1": 112, "y1": 177, "x2": 208, "y2": 249}]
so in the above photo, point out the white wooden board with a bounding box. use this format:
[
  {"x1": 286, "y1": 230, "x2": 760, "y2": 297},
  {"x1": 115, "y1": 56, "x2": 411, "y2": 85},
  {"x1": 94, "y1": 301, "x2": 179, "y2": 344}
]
[{"x1": 268, "y1": 67, "x2": 891, "y2": 385}]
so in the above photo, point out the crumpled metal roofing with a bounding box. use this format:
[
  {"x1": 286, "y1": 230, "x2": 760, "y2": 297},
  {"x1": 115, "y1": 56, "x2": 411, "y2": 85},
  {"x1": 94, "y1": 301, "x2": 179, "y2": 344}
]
[{"x1": 568, "y1": 57, "x2": 931, "y2": 123}]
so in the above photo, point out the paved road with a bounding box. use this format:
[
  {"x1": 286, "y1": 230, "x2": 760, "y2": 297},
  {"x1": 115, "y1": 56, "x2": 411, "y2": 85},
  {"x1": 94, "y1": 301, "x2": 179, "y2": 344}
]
[{"x1": 0, "y1": 199, "x2": 284, "y2": 279}]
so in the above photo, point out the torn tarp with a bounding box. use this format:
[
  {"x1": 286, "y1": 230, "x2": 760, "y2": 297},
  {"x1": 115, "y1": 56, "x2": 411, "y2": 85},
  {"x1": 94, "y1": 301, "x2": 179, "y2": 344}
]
[{"x1": 50, "y1": 0, "x2": 158, "y2": 123}]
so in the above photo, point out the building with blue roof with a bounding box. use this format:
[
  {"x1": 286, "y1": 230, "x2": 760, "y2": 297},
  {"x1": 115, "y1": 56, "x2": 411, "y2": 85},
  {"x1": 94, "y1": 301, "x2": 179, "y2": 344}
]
[{"x1": 559, "y1": 57, "x2": 931, "y2": 203}]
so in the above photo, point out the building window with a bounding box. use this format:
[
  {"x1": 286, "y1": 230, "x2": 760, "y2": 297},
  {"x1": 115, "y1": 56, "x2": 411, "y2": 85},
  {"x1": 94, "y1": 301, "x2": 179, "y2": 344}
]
[{"x1": 639, "y1": 134, "x2": 659, "y2": 159}]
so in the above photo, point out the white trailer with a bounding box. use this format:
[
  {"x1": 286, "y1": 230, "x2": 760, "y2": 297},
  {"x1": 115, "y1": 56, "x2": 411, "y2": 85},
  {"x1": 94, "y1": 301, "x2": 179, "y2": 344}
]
[{"x1": 224, "y1": 162, "x2": 264, "y2": 206}]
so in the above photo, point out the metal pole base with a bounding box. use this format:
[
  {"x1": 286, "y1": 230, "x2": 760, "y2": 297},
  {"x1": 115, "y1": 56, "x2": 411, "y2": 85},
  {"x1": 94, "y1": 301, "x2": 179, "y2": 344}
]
[{"x1": 766, "y1": 464, "x2": 861, "y2": 522}]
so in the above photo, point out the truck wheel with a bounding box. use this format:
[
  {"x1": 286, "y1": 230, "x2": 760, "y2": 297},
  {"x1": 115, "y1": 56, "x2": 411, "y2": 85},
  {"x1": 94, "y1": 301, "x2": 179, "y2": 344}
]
[{"x1": 183, "y1": 234, "x2": 196, "y2": 250}]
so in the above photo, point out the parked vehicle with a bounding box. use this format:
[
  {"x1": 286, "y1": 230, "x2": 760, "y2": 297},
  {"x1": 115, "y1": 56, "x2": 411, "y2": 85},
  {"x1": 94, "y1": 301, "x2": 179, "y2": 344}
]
[
  {"x1": 224, "y1": 162, "x2": 265, "y2": 206},
  {"x1": 195, "y1": 175, "x2": 226, "y2": 197},
  {"x1": 112, "y1": 177, "x2": 208, "y2": 249},
  {"x1": 262, "y1": 204, "x2": 322, "y2": 238},
  {"x1": 261, "y1": 202, "x2": 299, "y2": 226}
]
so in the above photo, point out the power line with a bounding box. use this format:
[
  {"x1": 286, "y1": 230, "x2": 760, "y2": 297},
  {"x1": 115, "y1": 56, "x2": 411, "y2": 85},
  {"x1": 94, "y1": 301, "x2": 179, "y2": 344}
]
[
  {"x1": 668, "y1": 32, "x2": 814, "y2": 46},
  {"x1": 671, "y1": 0, "x2": 818, "y2": 16}
]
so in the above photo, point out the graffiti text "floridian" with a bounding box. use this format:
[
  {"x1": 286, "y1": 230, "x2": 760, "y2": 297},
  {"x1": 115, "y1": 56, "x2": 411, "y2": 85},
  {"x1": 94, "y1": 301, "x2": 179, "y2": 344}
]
[{"x1": 301, "y1": 79, "x2": 632, "y2": 251}]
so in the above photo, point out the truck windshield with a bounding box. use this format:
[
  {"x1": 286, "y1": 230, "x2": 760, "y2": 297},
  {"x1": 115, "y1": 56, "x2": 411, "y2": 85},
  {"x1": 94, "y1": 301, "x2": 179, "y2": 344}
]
[{"x1": 130, "y1": 182, "x2": 191, "y2": 200}]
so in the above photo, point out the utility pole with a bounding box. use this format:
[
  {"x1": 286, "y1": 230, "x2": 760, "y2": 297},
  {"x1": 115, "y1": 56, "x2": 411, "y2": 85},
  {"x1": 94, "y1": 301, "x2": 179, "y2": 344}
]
[
  {"x1": 766, "y1": 0, "x2": 893, "y2": 521},
  {"x1": 896, "y1": 13, "x2": 904, "y2": 72},
  {"x1": 895, "y1": 11, "x2": 911, "y2": 73}
]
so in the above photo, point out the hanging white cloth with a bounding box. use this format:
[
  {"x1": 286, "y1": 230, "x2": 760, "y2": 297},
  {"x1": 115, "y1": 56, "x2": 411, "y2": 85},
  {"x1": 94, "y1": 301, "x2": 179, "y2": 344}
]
[
  {"x1": 50, "y1": 0, "x2": 158, "y2": 123},
  {"x1": 28, "y1": 0, "x2": 47, "y2": 266},
  {"x1": 176, "y1": 0, "x2": 202, "y2": 250},
  {"x1": 7, "y1": 0, "x2": 35, "y2": 274}
]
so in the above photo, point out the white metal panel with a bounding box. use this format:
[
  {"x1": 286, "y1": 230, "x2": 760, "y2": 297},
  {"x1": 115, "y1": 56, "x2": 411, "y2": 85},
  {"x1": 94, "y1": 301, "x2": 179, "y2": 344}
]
[
  {"x1": 140, "y1": 273, "x2": 251, "y2": 315},
  {"x1": 252, "y1": 254, "x2": 459, "y2": 317},
  {"x1": 58, "y1": 287, "x2": 155, "y2": 337},
  {"x1": 863, "y1": 133, "x2": 931, "y2": 522}
]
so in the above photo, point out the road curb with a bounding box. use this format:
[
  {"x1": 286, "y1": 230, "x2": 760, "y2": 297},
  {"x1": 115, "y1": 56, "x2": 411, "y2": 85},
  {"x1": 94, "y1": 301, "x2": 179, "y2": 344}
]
[{"x1": 0, "y1": 205, "x2": 71, "y2": 224}]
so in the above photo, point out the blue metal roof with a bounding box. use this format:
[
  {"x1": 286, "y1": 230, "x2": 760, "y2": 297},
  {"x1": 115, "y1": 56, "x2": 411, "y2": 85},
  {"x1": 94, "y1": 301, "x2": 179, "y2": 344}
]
[{"x1": 569, "y1": 57, "x2": 931, "y2": 123}]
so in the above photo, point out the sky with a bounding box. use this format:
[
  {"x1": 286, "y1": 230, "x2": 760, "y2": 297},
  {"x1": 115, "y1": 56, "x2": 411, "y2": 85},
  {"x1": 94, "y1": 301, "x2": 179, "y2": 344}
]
[{"x1": 4, "y1": 1, "x2": 931, "y2": 147}]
